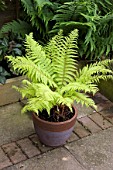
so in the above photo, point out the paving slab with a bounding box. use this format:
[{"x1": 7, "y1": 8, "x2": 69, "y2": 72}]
[
  {"x1": 100, "y1": 106, "x2": 113, "y2": 124},
  {"x1": 5, "y1": 148, "x2": 86, "y2": 170},
  {"x1": 2, "y1": 142, "x2": 27, "y2": 164},
  {"x1": 67, "y1": 132, "x2": 79, "y2": 143},
  {"x1": 0, "y1": 102, "x2": 34, "y2": 146},
  {"x1": 96, "y1": 100, "x2": 113, "y2": 112},
  {"x1": 92, "y1": 92, "x2": 108, "y2": 104},
  {"x1": 78, "y1": 116, "x2": 102, "y2": 133},
  {"x1": 88, "y1": 112, "x2": 112, "y2": 129},
  {"x1": 74, "y1": 121, "x2": 91, "y2": 138},
  {"x1": 74, "y1": 102, "x2": 95, "y2": 118},
  {"x1": 65, "y1": 127, "x2": 113, "y2": 170},
  {"x1": 0, "y1": 148, "x2": 12, "y2": 169},
  {"x1": 17, "y1": 138, "x2": 41, "y2": 158}
]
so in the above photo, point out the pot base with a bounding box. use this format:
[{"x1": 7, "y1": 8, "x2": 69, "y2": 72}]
[{"x1": 34, "y1": 124, "x2": 74, "y2": 147}]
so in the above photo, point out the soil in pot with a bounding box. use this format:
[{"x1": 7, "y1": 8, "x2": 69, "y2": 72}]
[{"x1": 38, "y1": 104, "x2": 75, "y2": 122}]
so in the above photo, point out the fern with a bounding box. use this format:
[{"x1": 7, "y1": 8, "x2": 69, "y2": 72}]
[
  {"x1": 47, "y1": 29, "x2": 78, "y2": 88},
  {"x1": 0, "y1": 20, "x2": 32, "y2": 38},
  {"x1": 52, "y1": 0, "x2": 113, "y2": 60},
  {"x1": 20, "y1": 0, "x2": 55, "y2": 39},
  {"x1": 7, "y1": 29, "x2": 113, "y2": 115}
]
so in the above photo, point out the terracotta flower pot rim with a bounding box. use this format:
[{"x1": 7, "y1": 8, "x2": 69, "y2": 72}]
[{"x1": 33, "y1": 105, "x2": 78, "y2": 126}]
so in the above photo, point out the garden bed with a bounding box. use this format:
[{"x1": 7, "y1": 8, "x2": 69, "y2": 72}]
[{"x1": 0, "y1": 76, "x2": 24, "y2": 106}]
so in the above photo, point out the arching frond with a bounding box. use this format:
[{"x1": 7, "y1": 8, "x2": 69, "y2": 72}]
[
  {"x1": 61, "y1": 82, "x2": 98, "y2": 95},
  {"x1": 69, "y1": 91, "x2": 96, "y2": 109},
  {"x1": 7, "y1": 56, "x2": 56, "y2": 87},
  {"x1": 25, "y1": 33, "x2": 53, "y2": 77},
  {"x1": 45, "y1": 30, "x2": 64, "y2": 60},
  {"x1": 51, "y1": 29, "x2": 78, "y2": 87},
  {"x1": 76, "y1": 60, "x2": 113, "y2": 84},
  {"x1": 0, "y1": 20, "x2": 31, "y2": 38},
  {"x1": 22, "y1": 99, "x2": 53, "y2": 115}
]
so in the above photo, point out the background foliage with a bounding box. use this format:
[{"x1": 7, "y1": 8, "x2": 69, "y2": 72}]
[
  {"x1": 0, "y1": 0, "x2": 113, "y2": 84},
  {"x1": 52, "y1": 0, "x2": 113, "y2": 60},
  {"x1": 1, "y1": 0, "x2": 113, "y2": 60}
]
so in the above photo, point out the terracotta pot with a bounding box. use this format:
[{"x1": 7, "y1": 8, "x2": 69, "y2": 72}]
[{"x1": 32, "y1": 106, "x2": 78, "y2": 147}]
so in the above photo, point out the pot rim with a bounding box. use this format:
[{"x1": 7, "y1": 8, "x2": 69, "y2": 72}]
[{"x1": 32, "y1": 105, "x2": 78, "y2": 126}]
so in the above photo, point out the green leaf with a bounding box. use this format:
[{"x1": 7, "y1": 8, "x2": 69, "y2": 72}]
[
  {"x1": 0, "y1": 76, "x2": 6, "y2": 84},
  {"x1": 13, "y1": 48, "x2": 22, "y2": 55}
]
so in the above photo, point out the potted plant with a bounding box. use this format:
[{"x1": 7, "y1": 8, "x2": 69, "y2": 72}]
[{"x1": 7, "y1": 29, "x2": 113, "y2": 146}]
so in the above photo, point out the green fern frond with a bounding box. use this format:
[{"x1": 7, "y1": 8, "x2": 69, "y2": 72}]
[
  {"x1": 52, "y1": 0, "x2": 113, "y2": 59},
  {"x1": 61, "y1": 82, "x2": 98, "y2": 95},
  {"x1": 13, "y1": 80, "x2": 37, "y2": 99},
  {"x1": 22, "y1": 98, "x2": 53, "y2": 115},
  {"x1": 76, "y1": 60, "x2": 113, "y2": 84},
  {"x1": 0, "y1": 20, "x2": 32, "y2": 38},
  {"x1": 72, "y1": 91, "x2": 97, "y2": 109},
  {"x1": 95, "y1": 59, "x2": 113, "y2": 68},
  {"x1": 21, "y1": 0, "x2": 35, "y2": 16},
  {"x1": 21, "y1": 0, "x2": 54, "y2": 37},
  {"x1": 7, "y1": 56, "x2": 56, "y2": 87},
  {"x1": 34, "y1": 0, "x2": 52, "y2": 10},
  {"x1": 25, "y1": 33, "x2": 50, "y2": 65},
  {"x1": 52, "y1": 29, "x2": 78, "y2": 87},
  {"x1": 45, "y1": 30, "x2": 64, "y2": 60}
]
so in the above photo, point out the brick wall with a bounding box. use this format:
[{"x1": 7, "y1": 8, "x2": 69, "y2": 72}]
[{"x1": 0, "y1": 0, "x2": 20, "y2": 28}]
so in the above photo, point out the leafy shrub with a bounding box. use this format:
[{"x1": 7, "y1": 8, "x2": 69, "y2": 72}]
[
  {"x1": 1, "y1": 0, "x2": 113, "y2": 60},
  {"x1": 0, "y1": 20, "x2": 32, "y2": 38},
  {"x1": 0, "y1": 0, "x2": 68, "y2": 42},
  {"x1": 52, "y1": 0, "x2": 113, "y2": 60},
  {"x1": 0, "y1": 33, "x2": 24, "y2": 61},
  {"x1": 0, "y1": 33, "x2": 25, "y2": 83},
  {"x1": 0, "y1": 66, "x2": 10, "y2": 84}
]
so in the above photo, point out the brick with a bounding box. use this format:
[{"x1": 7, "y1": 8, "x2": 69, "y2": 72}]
[
  {"x1": 67, "y1": 132, "x2": 79, "y2": 143},
  {"x1": 2, "y1": 142, "x2": 27, "y2": 164},
  {"x1": 100, "y1": 106, "x2": 113, "y2": 124},
  {"x1": 0, "y1": 147, "x2": 12, "y2": 169},
  {"x1": 88, "y1": 112, "x2": 112, "y2": 129},
  {"x1": 92, "y1": 92, "x2": 108, "y2": 104},
  {"x1": 17, "y1": 138, "x2": 40, "y2": 158},
  {"x1": 74, "y1": 121, "x2": 90, "y2": 138},
  {"x1": 29, "y1": 134, "x2": 53, "y2": 153},
  {"x1": 96, "y1": 100, "x2": 113, "y2": 112},
  {"x1": 78, "y1": 116, "x2": 101, "y2": 133},
  {"x1": 74, "y1": 103, "x2": 94, "y2": 118}
]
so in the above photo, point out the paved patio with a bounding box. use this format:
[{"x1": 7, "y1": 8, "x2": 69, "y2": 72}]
[{"x1": 0, "y1": 93, "x2": 113, "y2": 170}]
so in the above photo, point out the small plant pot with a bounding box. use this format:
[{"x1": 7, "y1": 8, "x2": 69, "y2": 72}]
[{"x1": 32, "y1": 106, "x2": 78, "y2": 147}]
